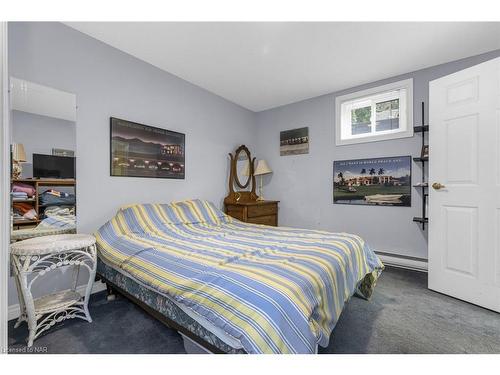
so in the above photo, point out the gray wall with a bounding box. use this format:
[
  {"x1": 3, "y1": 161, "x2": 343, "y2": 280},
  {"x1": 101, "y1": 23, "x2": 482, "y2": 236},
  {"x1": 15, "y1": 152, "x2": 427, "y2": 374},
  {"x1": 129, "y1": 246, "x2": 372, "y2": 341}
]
[
  {"x1": 11, "y1": 110, "x2": 76, "y2": 178},
  {"x1": 8, "y1": 22, "x2": 256, "y2": 306},
  {"x1": 255, "y1": 49, "x2": 500, "y2": 260}
]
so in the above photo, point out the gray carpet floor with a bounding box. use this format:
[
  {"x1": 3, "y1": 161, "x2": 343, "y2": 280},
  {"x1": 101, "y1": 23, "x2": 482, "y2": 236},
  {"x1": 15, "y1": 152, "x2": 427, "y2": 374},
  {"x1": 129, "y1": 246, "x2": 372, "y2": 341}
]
[{"x1": 8, "y1": 266, "x2": 500, "y2": 354}]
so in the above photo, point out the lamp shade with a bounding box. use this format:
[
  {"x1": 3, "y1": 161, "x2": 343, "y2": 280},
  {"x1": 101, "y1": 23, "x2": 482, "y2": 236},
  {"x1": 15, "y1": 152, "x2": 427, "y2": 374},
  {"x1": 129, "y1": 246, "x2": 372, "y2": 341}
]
[
  {"x1": 12, "y1": 143, "x2": 26, "y2": 162},
  {"x1": 254, "y1": 159, "x2": 272, "y2": 176}
]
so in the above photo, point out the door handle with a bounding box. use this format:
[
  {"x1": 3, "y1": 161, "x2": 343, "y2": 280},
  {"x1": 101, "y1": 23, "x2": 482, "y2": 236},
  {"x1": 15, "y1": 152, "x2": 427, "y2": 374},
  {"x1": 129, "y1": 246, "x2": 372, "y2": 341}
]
[{"x1": 432, "y1": 182, "x2": 446, "y2": 190}]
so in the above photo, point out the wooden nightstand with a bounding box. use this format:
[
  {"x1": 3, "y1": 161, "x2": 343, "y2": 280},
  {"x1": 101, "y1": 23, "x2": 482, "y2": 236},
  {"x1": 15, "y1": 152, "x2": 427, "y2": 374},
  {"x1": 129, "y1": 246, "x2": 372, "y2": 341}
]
[{"x1": 224, "y1": 200, "x2": 279, "y2": 226}]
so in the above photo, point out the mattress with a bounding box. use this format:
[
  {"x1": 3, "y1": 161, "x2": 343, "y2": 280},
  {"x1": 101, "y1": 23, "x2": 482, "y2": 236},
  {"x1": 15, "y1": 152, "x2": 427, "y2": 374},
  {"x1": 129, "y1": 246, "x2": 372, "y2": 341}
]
[{"x1": 95, "y1": 199, "x2": 383, "y2": 354}]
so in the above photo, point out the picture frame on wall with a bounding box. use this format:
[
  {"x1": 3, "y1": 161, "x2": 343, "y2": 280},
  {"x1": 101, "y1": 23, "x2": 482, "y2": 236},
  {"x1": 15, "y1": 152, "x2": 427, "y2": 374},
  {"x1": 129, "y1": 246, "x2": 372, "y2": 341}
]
[
  {"x1": 110, "y1": 117, "x2": 185, "y2": 179},
  {"x1": 280, "y1": 127, "x2": 309, "y2": 156},
  {"x1": 52, "y1": 148, "x2": 75, "y2": 157},
  {"x1": 333, "y1": 156, "x2": 411, "y2": 206},
  {"x1": 421, "y1": 144, "x2": 429, "y2": 159}
]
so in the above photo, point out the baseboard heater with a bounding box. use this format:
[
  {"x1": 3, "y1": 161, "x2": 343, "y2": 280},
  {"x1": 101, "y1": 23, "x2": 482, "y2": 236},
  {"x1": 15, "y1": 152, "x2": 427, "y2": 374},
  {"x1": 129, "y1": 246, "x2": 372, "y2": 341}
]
[{"x1": 375, "y1": 251, "x2": 428, "y2": 272}]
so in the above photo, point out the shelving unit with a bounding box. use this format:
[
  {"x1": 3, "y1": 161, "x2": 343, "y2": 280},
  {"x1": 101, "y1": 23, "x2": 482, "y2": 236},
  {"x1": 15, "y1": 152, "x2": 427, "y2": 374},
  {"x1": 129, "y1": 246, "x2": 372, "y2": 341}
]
[
  {"x1": 11, "y1": 178, "x2": 76, "y2": 229},
  {"x1": 413, "y1": 102, "x2": 429, "y2": 229}
]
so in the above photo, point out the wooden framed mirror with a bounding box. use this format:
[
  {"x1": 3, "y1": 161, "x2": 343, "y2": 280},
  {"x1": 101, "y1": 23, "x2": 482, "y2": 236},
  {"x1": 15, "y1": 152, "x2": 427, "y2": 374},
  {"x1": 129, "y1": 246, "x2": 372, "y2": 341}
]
[
  {"x1": 224, "y1": 145, "x2": 257, "y2": 204},
  {"x1": 234, "y1": 146, "x2": 251, "y2": 189}
]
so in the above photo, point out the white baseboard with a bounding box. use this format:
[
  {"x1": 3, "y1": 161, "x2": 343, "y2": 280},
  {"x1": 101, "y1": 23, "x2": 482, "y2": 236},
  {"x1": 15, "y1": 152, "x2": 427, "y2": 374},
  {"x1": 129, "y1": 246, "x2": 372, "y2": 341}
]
[
  {"x1": 375, "y1": 251, "x2": 428, "y2": 272},
  {"x1": 8, "y1": 281, "x2": 106, "y2": 321}
]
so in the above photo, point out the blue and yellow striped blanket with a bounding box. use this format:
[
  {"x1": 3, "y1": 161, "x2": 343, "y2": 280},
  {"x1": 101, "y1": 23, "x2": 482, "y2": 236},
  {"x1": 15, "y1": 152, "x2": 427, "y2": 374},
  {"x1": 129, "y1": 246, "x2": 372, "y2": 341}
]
[{"x1": 95, "y1": 199, "x2": 383, "y2": 354}]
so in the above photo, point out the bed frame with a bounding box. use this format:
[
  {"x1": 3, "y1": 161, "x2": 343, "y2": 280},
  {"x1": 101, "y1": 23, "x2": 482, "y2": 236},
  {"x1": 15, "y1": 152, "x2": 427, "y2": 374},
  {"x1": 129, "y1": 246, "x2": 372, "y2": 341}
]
[
  {"x1": 95, "y1": 258, "x2": 248, "y2": 354},
  {"x1": 99, "y1": 274, "x2": 225, "y2": 353}
]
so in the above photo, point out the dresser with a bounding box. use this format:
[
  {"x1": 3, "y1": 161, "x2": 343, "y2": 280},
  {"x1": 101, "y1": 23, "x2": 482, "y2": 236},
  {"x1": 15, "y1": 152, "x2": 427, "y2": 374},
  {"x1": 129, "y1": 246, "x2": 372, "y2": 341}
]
[{"x1": 224, "y1": 200, "x2": 279, "y2": 226}]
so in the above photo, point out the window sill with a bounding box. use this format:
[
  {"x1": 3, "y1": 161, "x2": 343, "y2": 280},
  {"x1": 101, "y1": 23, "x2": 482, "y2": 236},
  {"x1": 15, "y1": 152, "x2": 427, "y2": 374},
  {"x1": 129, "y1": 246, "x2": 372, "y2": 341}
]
[{"x1": 335, "y1": 129, "x2": 414, "y2": 146}]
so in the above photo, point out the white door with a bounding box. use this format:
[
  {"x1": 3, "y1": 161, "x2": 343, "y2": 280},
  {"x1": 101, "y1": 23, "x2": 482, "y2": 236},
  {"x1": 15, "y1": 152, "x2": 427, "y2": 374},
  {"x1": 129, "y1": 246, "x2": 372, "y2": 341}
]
[{"x1": 429, "y1": 57, "x2": 500, "y2": 312}]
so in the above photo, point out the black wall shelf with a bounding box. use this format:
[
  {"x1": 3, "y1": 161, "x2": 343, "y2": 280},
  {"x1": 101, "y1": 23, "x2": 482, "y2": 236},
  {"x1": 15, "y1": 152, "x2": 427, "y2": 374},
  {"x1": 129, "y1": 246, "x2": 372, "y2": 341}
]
[
  {"x1": 414, "y1": 125, "x2": 429, "y2": 133},
  {"x1": 414, "y1": 102, "x2": 429, "y2": 230},
  {"x1": 413, "y1": 217, "x2": 428, "y2": 224},
  {"x1": 413, "y1": 157, "x2": 428, "y2": 162}
]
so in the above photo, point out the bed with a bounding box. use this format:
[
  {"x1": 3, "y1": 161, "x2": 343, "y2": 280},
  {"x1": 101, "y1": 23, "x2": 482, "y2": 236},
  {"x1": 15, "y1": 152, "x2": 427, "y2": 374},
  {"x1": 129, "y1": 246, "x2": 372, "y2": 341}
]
[{"x1": 95, "y1": 199, "x2": 383, "y2": 354}]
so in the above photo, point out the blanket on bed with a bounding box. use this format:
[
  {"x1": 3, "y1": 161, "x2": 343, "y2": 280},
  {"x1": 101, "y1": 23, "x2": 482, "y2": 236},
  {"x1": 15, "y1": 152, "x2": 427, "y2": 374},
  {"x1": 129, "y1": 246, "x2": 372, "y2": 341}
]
[{"x1": 95, "y1": 199, "x2": 383, "y2": 354}]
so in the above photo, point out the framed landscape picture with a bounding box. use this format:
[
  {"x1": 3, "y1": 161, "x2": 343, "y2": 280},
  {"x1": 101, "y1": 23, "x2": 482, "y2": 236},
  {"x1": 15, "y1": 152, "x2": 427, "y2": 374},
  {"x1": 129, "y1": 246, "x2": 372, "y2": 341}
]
[
  {"x1": 280, "y1": 127, "x2": 309, "y2": 156},
  {"x1": 333, "y1": 156, "x2": 411, "y2": 206},
  {"x1": 110, "y1": 117, "x2": 185, "y2": 179}
]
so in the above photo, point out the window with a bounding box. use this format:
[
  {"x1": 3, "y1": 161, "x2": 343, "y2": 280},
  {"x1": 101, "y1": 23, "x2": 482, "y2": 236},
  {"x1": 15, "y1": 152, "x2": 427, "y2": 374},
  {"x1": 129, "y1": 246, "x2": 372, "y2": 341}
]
[{"x1": 335, "y1": 79, "x2": 413, "y2": 145}]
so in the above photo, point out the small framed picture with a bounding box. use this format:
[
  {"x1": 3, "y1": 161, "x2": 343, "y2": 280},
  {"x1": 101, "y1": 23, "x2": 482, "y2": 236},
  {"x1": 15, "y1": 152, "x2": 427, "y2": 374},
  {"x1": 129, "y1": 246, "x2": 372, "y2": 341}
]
[
  {"x1": 280, "y1": 127, "x2": 309, "y2": 156},
  {"x1": 421, "y1": 145, "x2": 429, "y2": 159},
  {"x1": 52, "y1": 148, "x2": 75, "y2": 157}
]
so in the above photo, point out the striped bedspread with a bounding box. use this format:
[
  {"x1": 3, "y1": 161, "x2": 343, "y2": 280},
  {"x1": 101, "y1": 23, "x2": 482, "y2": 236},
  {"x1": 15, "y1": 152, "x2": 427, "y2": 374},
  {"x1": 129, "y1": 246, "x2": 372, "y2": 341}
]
[{"x1": 95, "y1": 199, "x2": 383, "y2": 354}]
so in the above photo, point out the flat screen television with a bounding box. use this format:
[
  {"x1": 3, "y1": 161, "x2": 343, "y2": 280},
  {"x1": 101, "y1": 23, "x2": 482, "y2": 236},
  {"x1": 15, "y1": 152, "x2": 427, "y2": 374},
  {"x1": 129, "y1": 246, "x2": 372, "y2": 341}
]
[{"x1": 33, "y1": 154, "x2": 75, "y2": 179}]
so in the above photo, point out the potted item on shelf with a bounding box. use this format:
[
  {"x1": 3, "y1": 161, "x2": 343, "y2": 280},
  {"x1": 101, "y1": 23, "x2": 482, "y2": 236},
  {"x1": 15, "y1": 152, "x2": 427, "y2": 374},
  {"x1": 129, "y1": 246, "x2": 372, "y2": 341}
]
[{"x1": 421, "y1": 144, "x2": 429, "y2": 159}]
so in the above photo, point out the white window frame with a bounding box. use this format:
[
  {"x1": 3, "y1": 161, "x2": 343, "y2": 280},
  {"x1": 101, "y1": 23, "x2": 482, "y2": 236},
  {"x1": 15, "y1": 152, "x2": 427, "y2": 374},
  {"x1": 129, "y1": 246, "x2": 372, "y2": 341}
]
[{"x1": 335, "y1": 78, "x2": 413, "y2": 146}]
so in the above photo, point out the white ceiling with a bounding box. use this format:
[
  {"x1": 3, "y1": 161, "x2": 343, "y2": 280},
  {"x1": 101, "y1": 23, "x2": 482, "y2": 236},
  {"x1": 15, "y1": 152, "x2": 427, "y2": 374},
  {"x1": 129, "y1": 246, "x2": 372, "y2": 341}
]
[{"x1": 65, "y1": 22, "x2": 500, "y2": 112}]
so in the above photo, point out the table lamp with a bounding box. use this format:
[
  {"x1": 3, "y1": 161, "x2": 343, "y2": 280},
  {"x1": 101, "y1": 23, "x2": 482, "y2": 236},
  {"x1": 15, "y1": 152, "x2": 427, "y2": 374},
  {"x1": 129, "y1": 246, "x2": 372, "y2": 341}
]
[
  {"x1": 254, "y1": 159, "x2": 272, "y2": 201},
  {"x1": 11, "y1": 143, "x2": 26, "y2": 179}
]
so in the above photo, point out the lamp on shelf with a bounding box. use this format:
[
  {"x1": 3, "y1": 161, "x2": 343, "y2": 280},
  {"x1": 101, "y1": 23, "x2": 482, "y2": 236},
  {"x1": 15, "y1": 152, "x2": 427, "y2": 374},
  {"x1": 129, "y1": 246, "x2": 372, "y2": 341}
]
[
  {"x1": 11, "y1": 143, "x2": 26, "y2": 180},
  {"x1": 254, "y1": 159, "x2": 272, "y2": 201}
]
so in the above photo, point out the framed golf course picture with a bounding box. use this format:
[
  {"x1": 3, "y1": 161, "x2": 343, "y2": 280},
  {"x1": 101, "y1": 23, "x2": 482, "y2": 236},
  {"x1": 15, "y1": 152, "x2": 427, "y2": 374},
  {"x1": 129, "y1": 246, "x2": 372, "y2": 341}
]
[{"x1": 333, "y1": 156, "x2": 411, "y2": 206}]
